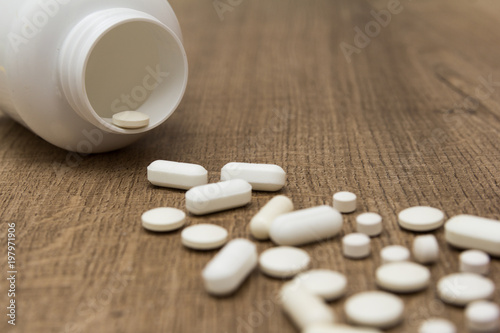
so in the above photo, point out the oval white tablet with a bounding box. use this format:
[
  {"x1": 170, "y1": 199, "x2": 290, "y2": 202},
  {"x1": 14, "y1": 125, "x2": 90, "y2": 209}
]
[
  {"x1": 342, "y1": 233, "x2": 371, "y2": 259},
  {"x1": 304, "y1": 324, "x2": 382, "y2": 333},
  {"x1": 147, "y1": 160, "x2": 208, "y2": 190},
  {"x1": 270, "y1": 205, "x2": 343, "y2": 246},
  {"x1": 376, "y1": 262, "x2": 430, "y2": 293},
  {"x1": 202, "y1": 239, "x2": 257, "y2": 296},
  {"x1": 141, "y1": 207, "x2": 186, "y2": 232},
  {"x1": 221, "y1": 162, "x2": 286, "y2": 191},
  {"x1": 445, "y1": 215, "x2": 500, "y2": 256},
  {"x1": 398, "y1": 206, "x2": 444, "y2": 231},
  {"x1": 413, "y1": 234, "x2": 439, "y2": 264},
  {"x1": 344, "y1": 291, "x2": 404, "y2": 329},
  {"x1": 333, "y1": 191, "x2": 357, "y2": 213},
  {"x1": 356, "y1": 213, "x2": 382, "y2": 236},
  {"x1": 380, "y1": 245, "x2": 410, "y2": 264},
  {"x1": 437, "y1": 273, "x2": 495, "y2": 306},
  {"x1": 465, "y1": 301, "x2": 500, "y2": 332},
  {"x1": 185, "y1": 179, "x2": 252, "y2": 215},
  {"x1": 418, "y1": 318, "x2": 456, "y2": 333},
  {"x1": 181, "y1": 224, "x2": 228, "y2": 250},
  {"x1": 281, "y1": 283, "x2": 335, "y2": 330},
  {"x1": 259, "y1": 246, "x2": 310, "y2": 278},
  {"x1": 293, "y1": 269, "x2": 347, "y2": 301},
  {"x1": 112, "y1": 111, "x2": 150, "y2": 128},
  {"x1": 250, "y1": 195, "x2": 294, "y2": 240},
  {"x1": 460, "y1": 250, "x2": 490, "y2": 275}
]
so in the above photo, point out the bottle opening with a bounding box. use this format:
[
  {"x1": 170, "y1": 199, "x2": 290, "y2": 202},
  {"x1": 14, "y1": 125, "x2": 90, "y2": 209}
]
[{"x1": 83, "y1": 19, "x2": 187, "y2": 133}]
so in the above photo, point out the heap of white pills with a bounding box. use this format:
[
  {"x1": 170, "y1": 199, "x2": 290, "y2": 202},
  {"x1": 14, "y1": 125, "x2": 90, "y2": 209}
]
[{"x1": 139, "y1": 160, "x2": 499, "y2": 331}]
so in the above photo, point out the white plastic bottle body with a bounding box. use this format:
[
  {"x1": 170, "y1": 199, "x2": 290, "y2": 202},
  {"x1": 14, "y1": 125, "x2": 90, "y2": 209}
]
[{"x1": 0, "y1": 0, "x2": 188, "y2": 152}]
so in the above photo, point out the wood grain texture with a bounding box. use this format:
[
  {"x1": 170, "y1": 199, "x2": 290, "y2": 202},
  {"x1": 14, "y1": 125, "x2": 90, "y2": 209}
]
[{"x1": 1, "y1": 0, "x2": 500, "y2": 332}]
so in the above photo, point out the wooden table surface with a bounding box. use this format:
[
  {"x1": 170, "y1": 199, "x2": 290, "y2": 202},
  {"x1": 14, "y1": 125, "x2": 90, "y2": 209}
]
[{"x1": 1, "y1": 0, "x2": 500, "y2": 332}]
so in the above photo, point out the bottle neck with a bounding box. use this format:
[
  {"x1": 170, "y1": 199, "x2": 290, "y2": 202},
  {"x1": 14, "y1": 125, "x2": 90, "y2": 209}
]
[{"x1": 59, "y1": 8, "x2": 188, "y2": 134}]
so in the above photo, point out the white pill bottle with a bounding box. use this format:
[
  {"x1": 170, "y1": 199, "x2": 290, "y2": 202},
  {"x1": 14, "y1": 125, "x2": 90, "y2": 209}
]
[{"x1": 0, "y1": 0, "x2": 188, "y2": 152}]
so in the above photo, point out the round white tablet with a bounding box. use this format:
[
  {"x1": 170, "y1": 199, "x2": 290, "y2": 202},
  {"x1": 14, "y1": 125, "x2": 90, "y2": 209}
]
[
  {"x1": 413, "y1": 234, "x2": 439, "y2": 264},
  {"x1": 304, "y1": 324, "x2": 382, "y2": 333},
  {"x1": 376, "y1": 262, "x2": 430, "y2": 293},
  {"x1": 343, "y1": 233, "x2": 371, "y2": 259},
  {"x1": 418, "y1": 318, "x2": 456, "y2": 333},
  {"x1": 465, "y1": 301, "x2": 500, "y2": 332},
  {"x1": 437, "y1": 273, "x2": 495, "y2": 306},
  {"x1": 398, "y1": 206, "x2": 444, "y2": 231},
  {"x1": 112, "y1": 111, "x2": 150, "y2": 129},
  {"x1": 141, "y1": 207, "x2": 186, "y2": 232},
  {"x1": 460, "y1": 250, "x2": 490, "y2": 275},
  {"x1": 333, "y1": 191, "x2": 357, "y2": 213},
  {"x1": 344, "y1": 291, "x2": 404, "y2": 329},
  {"x1": 380, "y1": 245, "x2": 410, "y2": 264},
  {"x1": 181, "y1": 224, "x2": 228, "y2": 250},
  {"x1": 293, "y1": 269, "x2": 347, "y2": 301},
  {"x1": 259, "y1": 246, "x2": 310, "y2": 278},
  {"x1": 356, "y1": 213, "x2": 382, "y2": 236}
]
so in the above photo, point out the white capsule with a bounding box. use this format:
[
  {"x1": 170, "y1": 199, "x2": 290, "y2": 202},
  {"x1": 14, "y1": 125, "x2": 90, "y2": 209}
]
[
  {"x1": 460, "y1": 250, "x2": 490, "y2": 275},
  {"x1": 280, "y1": 283, "x2": 336, "y2": 330},
  {"x1": 112, "y1": 110, "x2": 149, "y2": 128},
  {"x1": 437, "y1": 273, "x2": 495, "y2": 306},
  {"x1": 221, "y1": 162, "x2": 286, "y2": 191},
  {"x1": 412, "y1": 235, "x2": 439, "y2": 264},
  {"x1": 147, "y1": 160, "x2": 208, "y2": 190},
  {"x1": 380, "y1": 245, "x2": 410, "y2": 264},
  {"x1": 342, "y1": 233, "x2": 371, "y2": 259},
  {"x1": 250, "y1": 195, "x2": 294, "y2": 240},
  {"x1": 202, "y1": 239, "x2": 257, "y2": 296},
  {"x1": 356, "y1": 213, "x2": 382, "y2": 236},
  {"x1": 270, "y1": 205, "x2": 343, "y2": 246},
  {"x1": 185, "y1": 179, "x2": 252, "y2": 215},
  {"x1": 465, "y1": 301, "x2": 500, "y2": 332},
  {"x1": 445, "y1": 215, "x2": 500, "y2": 256},
  {"x1": 333, "y1": 191, "x2": 357, "y2": 213},
  {"x1": 418, "y1": 318, "x2": 456, "y2": 333}
]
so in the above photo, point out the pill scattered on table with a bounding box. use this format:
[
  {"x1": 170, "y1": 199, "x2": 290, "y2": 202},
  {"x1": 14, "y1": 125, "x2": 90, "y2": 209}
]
[
  {"x1": 437, "y1": 273, "x2": 495, "y2": 306},
  {"x1": 344, "y1": 291, "x2": 404, "y2": 329},
  {"x1": 220, "y1": 162, "x2": 286, "y2": 191},
  {"x1": 141, "y1": 207, "x2": 186, "y2": 232},
  {"x1": 281, "y1": 283, "x2": 335, "y2": 330},
  {"x1": 380, "y1": 245, "x2": 410, "y2": 264},
  {"x1": 418, "y1": 318, "x2": 456, "y2": 333},
  {"x1": 412, "y1": 234, "x2": 439, "y2": 264},
  {"x1": 444, "y1": 214, "x2": 500, "y2": 256},
  {"x1": 250, "y1": 195, "x2": 294, "y2": 240},
  {"x1": 397, "y1": 206, "x2": 445, "y2": 232},
  {"x1": 303, "y1": 324, "x2": 382, "y2": 333},
  {"x1": 465, "y1": 301, "x2": 500, "y2": 332},
  {"x1": 181, "y1": 224, "x2": 228, "y2": 250},
  {"x1": 202, "y1": 239, "x2": 257, "y2": 296},
  {"x1": 147, "y1": 160, "x2": 208, "y2": 189},
  {"x1": 333, "y1": 191, "x2": 357, "y2": 213},
  {"x1": 259, "y1": 246, "x2": 310, "y2": 278},
  {"x1": 185, "y1": 179, "x2": 252, "y2": 215},
  {"x1": 112, "y1": 110, "x2": 150, "y2": 128},
  {"x1": 342, "y1": 233, "x2": 371, "y2": 259},
  {"x1": 356, "y1": 212, "x2": 382, "y2": 236},
  {"x1": 375, "y1": 262, "x2": 430, "y2": 293},
  {"x1": 270, "y1": 205, "x2": 343, "y2": 246},
  {"x1": 460, "y1": 250, "x2": 490, "y2": 275},
  {"x1": 293, "y1": 269, "x2": 347, "y2": 301}
]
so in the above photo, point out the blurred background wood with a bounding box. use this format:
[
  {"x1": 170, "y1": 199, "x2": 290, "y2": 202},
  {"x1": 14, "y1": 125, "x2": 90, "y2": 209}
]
[{"x1": 1, "y1": 0, "x2": 499, "y2": 332}]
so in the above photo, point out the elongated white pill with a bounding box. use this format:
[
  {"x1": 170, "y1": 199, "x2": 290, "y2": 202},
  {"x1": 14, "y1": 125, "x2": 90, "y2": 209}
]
[
  {"x1": 250, "y1": 195, "x2": 294, "y2": 240},
  {"x1": 270, "y1": 205, "x2": 343, "y2": 246},
  {"x1": 344, "y1": 291, "x2": 404, "y2": 329},
  {"x1": 445, "y1": 215, "x2": 500, "y2": 256},
  {"x1": 398, "y1": 206, "x2": 445, "y2": 231},
  {"x1": 185, "y1": 179, "x2": 252, "y2": 215},
  {"x1": 437, "y1": 273, "x2": 495, "y2": 306},
  {"x1": 147, "y1": 160, "x2": 208, "y2": 190},
  {"x1": 380, "y1": 245, "x2": 410, "y2": 264},
  {"x1": 413, "y1": 235, "x2": 439, "y2": 264},
  {"x1": 112, "y1": 111, "x2": 150, "y2": 128},
  {"x1": 281, "y1": 283, "x2": 336, "y2": 330},
  {"x1": 460, "y1": 250, "x2": 490, "y2": 275},
  {"x1": 376, "y1": 262, "x2": 430, "y2": 293},
  {"x1": 418, "y1": 318, "x2": 456, "y2": 333},
  {"x1": 465, "y1": 301, "x2": 500, "y2": 332},
  {"x1": 333, "y1": 191, "x2": 357, "y2": 213},
  {"x1": 202, "y1": 239, "x2": 257, "y2": 296},
  {"x1": 221, "y1": 162, "x2": 286, "y2": 191},
  {"x1": 304, "y1": 324, "x2": 382, "y2": 333}
]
